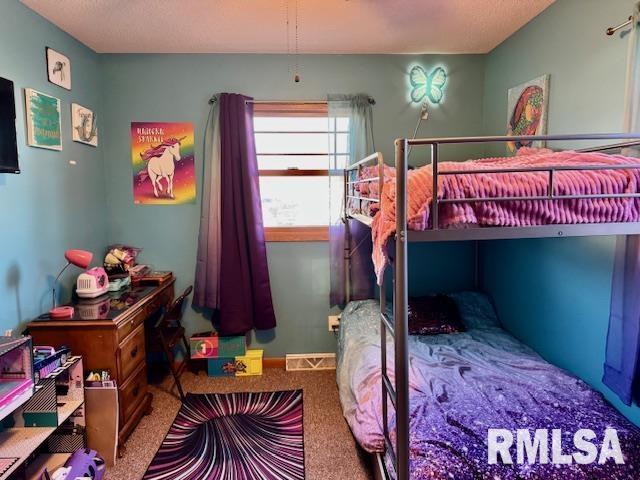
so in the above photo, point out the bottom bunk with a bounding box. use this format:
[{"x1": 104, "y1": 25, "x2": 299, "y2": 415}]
[{"x1": 336, "y1": 293, "x2": 640, "y2": 480}]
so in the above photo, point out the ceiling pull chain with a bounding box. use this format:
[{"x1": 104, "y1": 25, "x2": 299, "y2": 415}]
[
  {"x1": 294, "y1": 0, "x2": 300, "y2": 83},
  {"x1": 285, "y1": 0, "x2": 291, "y2": 78}
]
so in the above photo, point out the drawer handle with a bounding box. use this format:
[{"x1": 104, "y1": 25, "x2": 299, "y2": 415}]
[
  {"x1": 132, "y1": 385, "x2": 140, "y2": 397},
  {"x1": 131, "y1": 346, "x2": 138, "y2": 358}
]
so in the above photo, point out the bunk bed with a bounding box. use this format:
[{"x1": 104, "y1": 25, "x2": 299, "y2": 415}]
[{"x1": 337, "y1": 133, "x2": 640, "y2": 480}]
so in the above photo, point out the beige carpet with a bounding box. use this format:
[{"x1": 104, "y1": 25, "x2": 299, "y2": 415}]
[{"x1": 108, "y1": 369, "x2": 372, "y2": 480}]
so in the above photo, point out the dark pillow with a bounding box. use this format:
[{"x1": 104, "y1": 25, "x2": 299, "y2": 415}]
[{"x1": 408, "y1": 295, "x2": 465, "y2": 335}]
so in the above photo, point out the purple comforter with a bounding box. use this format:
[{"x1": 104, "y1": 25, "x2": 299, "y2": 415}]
[{"x1": 336, "y1": 295, "x2": 640, "y2": 479}]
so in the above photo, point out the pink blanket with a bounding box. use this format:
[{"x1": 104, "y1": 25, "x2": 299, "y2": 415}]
[{"x1": 371, "y1": 150, "x2": 640, "y2": 283}]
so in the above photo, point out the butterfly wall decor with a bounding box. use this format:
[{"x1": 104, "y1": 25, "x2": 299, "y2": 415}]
[{"x1": 409, "y1": 66, "x2": 447, "y2": 105}]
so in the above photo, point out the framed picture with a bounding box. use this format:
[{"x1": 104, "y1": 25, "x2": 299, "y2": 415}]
[
  {"x1": 46, "y1": 47, "x2": 71, "y2": 90},
  {"x1": 506, "y1": 74, "x2": 549, "y2": 153},
  {"x1": 25, "y1": 88, "x2": 62, "y2": 151},
  {"x1": 71, "y1": 103, "x2": 98, "y2": 147},
  {"x1": 131, "y1": 122, "x2": 196, "y2": 205}
]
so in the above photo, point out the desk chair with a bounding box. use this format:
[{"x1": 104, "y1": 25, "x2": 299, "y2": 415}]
[{"x1": 153, "y1": 285, "x2": 192, "y2": 401}]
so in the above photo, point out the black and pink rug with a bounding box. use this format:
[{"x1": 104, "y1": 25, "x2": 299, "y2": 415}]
[{"x1": 143, "y1": 390, "x2": 304, "y2": 480}]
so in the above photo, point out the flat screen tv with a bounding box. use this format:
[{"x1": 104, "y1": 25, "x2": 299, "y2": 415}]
[{"x1": 0, "y1": 77, "x2": 19, "y2": 174}]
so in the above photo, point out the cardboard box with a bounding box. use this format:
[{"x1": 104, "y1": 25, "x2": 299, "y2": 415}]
[
  {"x1": 85, "y1": 382, "x2": 119, "y2": 466},
  {"x1": 206, "y1": 357, "x2": 238, "y2": 377},
  {"x1": 190, "y1": 332, "x2": 218, "y2": 359},
  {"x1": 235, "y1": 349, "x2": 263, "y2": 377},
  {"x1": 190, "y1": 331, "x2": 246, "y2": 359}
]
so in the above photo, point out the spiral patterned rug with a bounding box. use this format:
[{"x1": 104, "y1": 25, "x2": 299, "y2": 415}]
[{"x1": 143, "y1": 390, "x2": 305, "y2": 480}]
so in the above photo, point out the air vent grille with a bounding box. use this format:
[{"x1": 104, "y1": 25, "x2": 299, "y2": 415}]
[{"x1": 285, "y1": 353, "x2": 336, "y2": 371}]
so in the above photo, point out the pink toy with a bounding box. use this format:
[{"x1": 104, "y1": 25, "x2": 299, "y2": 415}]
[{"x1": 76, "y1": 267, "x2": 109, "y2": 299}]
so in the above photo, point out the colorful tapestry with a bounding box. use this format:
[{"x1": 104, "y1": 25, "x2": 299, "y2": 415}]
[
  {"x1": 143, "y1": 390, "x2": 304, "y2": 480},
  {"x1": 131, "y1": 122, "x2": 196, "y2": 205}
]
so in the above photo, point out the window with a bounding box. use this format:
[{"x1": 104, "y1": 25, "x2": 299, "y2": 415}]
[{"x1": 253, "y1": 102, "x2": 348, "y2": 242}]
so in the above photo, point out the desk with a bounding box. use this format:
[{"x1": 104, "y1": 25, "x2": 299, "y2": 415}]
[{"x1": 27, "y1": 277, "x2": 175, "y2": 450}]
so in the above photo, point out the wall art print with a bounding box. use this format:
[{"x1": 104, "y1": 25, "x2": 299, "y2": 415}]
[
  {"x1": 131, "y1": 122, "x2": 196, "y2": 205},
  {"x1": 25, "y1": 88, "x2": 62, "y2": 151},
  {"x1": 506, "y1": 74, "x2": 549, "y2": 153},
  {"x1": 71, "y1": 103, "x2": 98, "y2": 147},
  {"x1": 46, "y1": 47, "x2": 71, "y2": 90}
]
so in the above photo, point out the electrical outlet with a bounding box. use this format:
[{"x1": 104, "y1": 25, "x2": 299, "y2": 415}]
[{"x1": 328, "y1": 315, "x2": 340, "y2": 332}]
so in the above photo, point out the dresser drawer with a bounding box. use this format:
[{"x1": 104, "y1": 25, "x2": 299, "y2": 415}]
[
  {"x1": 119, "y1": 363, "x2": 148, "y2": 425},
  {"x1": 118, "y1": 324, "x2": 145, "y2": 381},
  {"x1": 116, "y1": 307, "x2": 146, "y2": 343}
]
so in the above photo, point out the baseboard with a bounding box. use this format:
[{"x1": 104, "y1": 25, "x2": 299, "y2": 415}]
[{"x1": 263, "y1": 357, "x2": 286, "y2": 369}]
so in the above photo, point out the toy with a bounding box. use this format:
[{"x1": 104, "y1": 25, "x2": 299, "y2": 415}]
[
  {"x1": 40, "y1": 448, "x2": 105, "y2": 480},
  {"x1": 23, "y1": 356, "x2": 83, "y2": 427},
  {"x1": 33, "y1": 345, "x2": 70, "y2": 384},
  {"x1": 76, "y1": 267, "x2": 108, "y2": 299},
  {"x1": 103, "y1": 244, "x2": 141, "y2": 277},
  {"x1": 107, "y1": 275, "x2": 130, "y2": 292},
  {"x1": 0, "y1": 336, "x2": 34, "y2": 422}
]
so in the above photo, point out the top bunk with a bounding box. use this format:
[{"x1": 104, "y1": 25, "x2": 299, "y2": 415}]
[{"x1": 344, "y1": 133, "x2": 640, "y2": 243}]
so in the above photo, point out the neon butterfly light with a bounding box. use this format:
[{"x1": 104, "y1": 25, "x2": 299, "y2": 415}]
[{"x1": 409, "y1": 66, "x2": 447, "y2": 105}]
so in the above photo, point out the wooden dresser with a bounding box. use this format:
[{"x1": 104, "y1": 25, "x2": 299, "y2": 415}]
[{"x1": 27, "y1": 277, "x2": 175, "y2": 450}]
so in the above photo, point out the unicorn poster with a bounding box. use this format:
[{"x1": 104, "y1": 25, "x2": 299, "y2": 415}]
[{"x1": 131, "y1": 122, "x2": 196, "y2": 205}]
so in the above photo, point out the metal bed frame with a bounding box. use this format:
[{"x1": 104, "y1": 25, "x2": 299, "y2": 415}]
[{"x1": 343, "y1": 133, "x2": 640, "y2": 480}]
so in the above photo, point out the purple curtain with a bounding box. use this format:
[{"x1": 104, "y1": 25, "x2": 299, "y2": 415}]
[
  {"x1": 195, "y1": 93, "x2": 276, "y2": 335},
  {"x1": 604, "y1": 235, "x2": 640, "y2": 405}
]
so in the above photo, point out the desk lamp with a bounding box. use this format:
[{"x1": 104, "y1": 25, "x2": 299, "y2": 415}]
[{"x1": 50, "y1": 249, "x2": 93, "y2": 319}]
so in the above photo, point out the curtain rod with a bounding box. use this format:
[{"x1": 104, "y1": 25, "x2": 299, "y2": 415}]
[
  {"x1": 607, "y1": 15, "x2": 634, "y2": 35},
  {"x1": 208, "y1": 96, "x2": 375, "y2": 105}
]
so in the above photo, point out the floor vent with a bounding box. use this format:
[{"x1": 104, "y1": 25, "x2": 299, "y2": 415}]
[{"x1": 285, "y1": 353, "x2": 336, "y2": 371}]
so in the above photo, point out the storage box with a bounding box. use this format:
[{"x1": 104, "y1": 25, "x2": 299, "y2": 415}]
[
  {"x1": 206, "y1": 357, "x2": 238, "y2": 377},
  {"x1": 235, "y1": 349, "x2": 263, "y2": 377},
  {"x1": 190, "y1": 331, "x2": 246, "y2": 359}
]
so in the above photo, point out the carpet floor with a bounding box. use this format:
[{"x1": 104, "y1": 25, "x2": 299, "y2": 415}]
[{"x1": 109, "y1": 369, "x2": 371, "y2": 480}]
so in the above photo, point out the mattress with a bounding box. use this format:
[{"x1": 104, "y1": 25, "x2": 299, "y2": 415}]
[
  {"x1": 336, "y1": 294, "x2": 640, "y2": 479},
  {"x1": 351, "y1": 150, "x2": 640, "y2": 282}
]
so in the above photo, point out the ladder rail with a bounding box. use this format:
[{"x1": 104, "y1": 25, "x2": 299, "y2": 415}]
[
  {"x1": 394, "y1": 139, "x2": 410, "y2": 480},
  {"x1": 379, "y1": 140, "x2": 410, "y2": 480}
]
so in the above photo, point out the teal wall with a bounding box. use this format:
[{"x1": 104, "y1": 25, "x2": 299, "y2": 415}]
[
  {"x1": 481, "y1": 0, "x2": 640, "y2": 425},
  {"x1": 0, "y1": 1, "x2": 107, "y2": 332},
  {"x1": 99, "y1": 53, "x2": 485, "y2": 356}
]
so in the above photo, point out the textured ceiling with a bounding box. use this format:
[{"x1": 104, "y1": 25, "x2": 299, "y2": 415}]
[{"x1": 21, "y1": 0, "x2": 554, "y2": 54}]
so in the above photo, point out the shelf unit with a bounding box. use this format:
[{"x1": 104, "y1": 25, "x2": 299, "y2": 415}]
[{"x1": 0, "y1": 356, "x2": 85, "y2": 479}]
